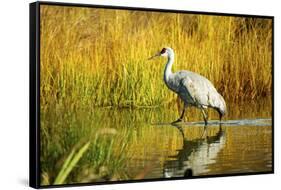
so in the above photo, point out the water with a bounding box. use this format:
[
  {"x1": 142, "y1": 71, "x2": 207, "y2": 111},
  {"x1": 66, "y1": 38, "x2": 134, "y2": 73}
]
[
  {"x1": 145, "y1": 122, "x2": 272, "y2": 178},
  {"x1": 115, "y1": 99, "x2": 272, "y2": 179},
  {"x1": 41, "y1": 98, "x2": 272, "y2": 183}
]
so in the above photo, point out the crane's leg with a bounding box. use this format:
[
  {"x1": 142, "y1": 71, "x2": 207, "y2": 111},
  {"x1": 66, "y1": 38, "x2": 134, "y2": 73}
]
[
  {"x1": 215, "y1": 108, "x2": 223, "y2": 123},
  {"x1": 219, "y1": 112, "x2": 222, "y2": 122},
  {"x1": 172, "y1": 104, "x2": 187, "y2": 124},
  {"x1": 201, "y1": 108, "x2": 208, "y2": 126}
]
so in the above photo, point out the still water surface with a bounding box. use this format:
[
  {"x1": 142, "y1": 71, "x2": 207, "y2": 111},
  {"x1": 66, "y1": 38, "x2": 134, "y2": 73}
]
[
  {"x1": 108, "y1": 99, "x2": 272, "y2": 179},
  {"x1": 42, "y1": 98, "x2": 272, "y2": 183}
]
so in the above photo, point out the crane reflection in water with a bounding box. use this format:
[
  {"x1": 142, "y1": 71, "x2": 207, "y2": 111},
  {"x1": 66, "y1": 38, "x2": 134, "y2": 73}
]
[{"x1": 163, "y1": 123, "x2": 226, "y2": 178}]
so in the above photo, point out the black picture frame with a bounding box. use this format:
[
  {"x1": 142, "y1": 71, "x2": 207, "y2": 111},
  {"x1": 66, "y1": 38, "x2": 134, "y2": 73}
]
[{"x1": 30, "y1": 1, "x2": 274, "y2": 189}]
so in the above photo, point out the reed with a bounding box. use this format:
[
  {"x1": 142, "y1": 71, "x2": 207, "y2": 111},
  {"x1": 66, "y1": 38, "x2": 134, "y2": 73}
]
[{"x1": 40, "y1": 6, "x2": 272, "y2": 108}]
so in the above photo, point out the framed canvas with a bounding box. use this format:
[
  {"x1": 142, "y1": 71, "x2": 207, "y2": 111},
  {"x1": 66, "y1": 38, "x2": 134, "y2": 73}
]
[{"x1": 29, "y1": 1, "x2": 274, "y2": 188}]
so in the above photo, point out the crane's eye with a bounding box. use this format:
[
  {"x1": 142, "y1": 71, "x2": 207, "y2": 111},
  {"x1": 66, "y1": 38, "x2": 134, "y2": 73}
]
[{"x1": 160, "y1": 48, "x2": 166, "y2": 54}]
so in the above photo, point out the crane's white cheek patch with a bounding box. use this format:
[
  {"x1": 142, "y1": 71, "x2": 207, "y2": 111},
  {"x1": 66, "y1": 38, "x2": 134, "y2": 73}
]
[{"x1": 161, "y1": 52, "x2": 168, "y2": 57}]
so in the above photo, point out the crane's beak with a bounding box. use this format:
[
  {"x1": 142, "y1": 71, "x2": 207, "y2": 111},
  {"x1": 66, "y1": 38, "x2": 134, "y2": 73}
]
[{"x1": 148, "y1": 52, "x2": 160, "y2": 60}]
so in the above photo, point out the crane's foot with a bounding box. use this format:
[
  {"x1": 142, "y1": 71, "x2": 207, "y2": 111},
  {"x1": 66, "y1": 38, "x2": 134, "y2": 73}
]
[{"x1": 171, "y1": 118, "x2": 183, "y2": 124}]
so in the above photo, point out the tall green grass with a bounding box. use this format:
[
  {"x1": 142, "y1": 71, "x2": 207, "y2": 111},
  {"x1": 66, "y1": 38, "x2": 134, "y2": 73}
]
[{"x1": 40, "y1": 6, "x2": 272, "y2": 108}]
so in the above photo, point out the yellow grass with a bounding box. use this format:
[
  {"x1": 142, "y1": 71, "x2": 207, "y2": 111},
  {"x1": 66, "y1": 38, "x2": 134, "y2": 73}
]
[{"x1": 40, "y1": 6, "x2": 272, "y2": 108}]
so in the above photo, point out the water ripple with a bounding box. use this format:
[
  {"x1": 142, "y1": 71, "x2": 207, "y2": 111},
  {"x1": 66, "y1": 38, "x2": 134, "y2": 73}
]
[{"x1": 153, "y1": 118, "x2": 272, "y2": 127}]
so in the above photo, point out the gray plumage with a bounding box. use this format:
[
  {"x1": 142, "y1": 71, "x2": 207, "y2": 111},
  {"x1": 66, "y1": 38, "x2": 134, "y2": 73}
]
[{"x1": 149, "y1": 47, "x2": 226, "y2": 124}]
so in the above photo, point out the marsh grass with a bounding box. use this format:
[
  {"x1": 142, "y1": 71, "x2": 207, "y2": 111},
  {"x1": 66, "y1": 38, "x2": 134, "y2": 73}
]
[
  {"x1": 39, "y1": 5, "x2": 272, "y2": 185},
  {"x1": 40, "y1": 6, "x2": 272, "y2": 108}
]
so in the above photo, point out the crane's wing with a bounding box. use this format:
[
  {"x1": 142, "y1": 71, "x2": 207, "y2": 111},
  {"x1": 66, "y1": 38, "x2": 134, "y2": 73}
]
[
  {"x1": 177, "y1": 71, "x2": 213, "y2": 108},
  {"x1": 180, "y1": 73, "x2": 226, "y2": 112},
  {"x1": 174, "y1": 70, "x2": 226, "y2": 113},
  {"x1": 177, "y1": 77, "x2": 199, "y2": 105}
]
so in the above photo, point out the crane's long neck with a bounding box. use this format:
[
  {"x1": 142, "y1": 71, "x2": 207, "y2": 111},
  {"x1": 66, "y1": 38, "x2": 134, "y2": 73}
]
[{"x1": 164, "y1": 54, "x2": 174, "y2": 83}]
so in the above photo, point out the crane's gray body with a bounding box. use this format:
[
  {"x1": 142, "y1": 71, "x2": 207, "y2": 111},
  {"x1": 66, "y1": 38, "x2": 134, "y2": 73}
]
[
  {"x1": 165, "y1": 70, "x2": 226, "y2": 115},
  {"x1": 160, "y1": 47, "x2": 226, "y2": 117}
]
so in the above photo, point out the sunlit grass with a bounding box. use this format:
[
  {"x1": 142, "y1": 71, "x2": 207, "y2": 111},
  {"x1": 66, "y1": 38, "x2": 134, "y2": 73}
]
[{"x1": 40, "y1": 6, "x2": 272, "y2": 108}]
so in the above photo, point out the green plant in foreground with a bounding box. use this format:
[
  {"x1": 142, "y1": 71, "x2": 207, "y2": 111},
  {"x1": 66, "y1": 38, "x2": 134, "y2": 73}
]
[{"x1": 54, "y1": 142, "x2": 90, "y2": 185}]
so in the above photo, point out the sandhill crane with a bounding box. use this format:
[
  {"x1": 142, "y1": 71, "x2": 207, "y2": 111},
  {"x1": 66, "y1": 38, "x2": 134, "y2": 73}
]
[{"x1": 148, "y1": 47, "x2": 226, "y2": 125}]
